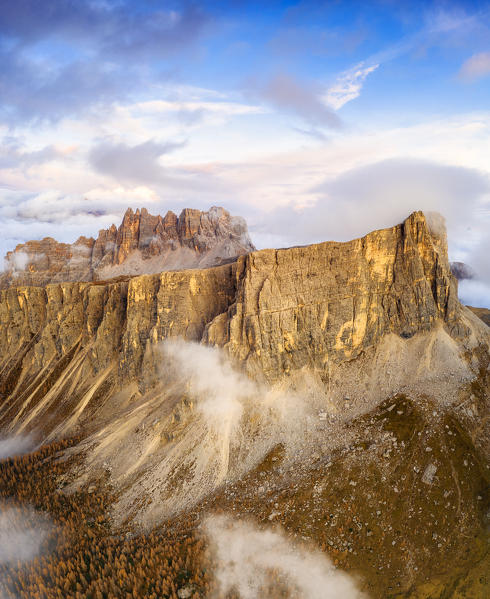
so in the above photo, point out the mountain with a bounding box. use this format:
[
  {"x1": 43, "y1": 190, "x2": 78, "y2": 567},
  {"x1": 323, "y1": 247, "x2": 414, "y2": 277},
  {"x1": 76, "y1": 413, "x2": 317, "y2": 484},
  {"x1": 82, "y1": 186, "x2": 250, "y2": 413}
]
[
  {"x1": 0, "y1": 210, "x2": 488, "y2": 599},
  {"x1": 0, "y1": 206, "x2": 255, "y2": 289}
]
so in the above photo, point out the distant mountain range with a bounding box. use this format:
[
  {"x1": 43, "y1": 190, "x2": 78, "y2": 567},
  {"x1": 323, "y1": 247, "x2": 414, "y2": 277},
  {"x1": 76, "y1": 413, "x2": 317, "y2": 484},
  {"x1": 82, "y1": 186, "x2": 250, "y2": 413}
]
[{"x1": 0, "y1": 206, "x2": 255, "y2": 289}]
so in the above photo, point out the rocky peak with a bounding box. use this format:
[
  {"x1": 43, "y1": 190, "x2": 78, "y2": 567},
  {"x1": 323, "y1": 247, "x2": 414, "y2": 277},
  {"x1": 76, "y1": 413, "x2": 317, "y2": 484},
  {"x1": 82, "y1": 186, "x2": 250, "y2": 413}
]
[{"x1": 0, "y1": 206, "x2": 256, "y2": 289}]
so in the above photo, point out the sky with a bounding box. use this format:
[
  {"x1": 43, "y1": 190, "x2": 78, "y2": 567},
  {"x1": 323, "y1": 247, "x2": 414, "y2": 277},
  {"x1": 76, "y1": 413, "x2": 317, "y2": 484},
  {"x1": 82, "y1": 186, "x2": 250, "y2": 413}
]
[{"x1": 0, "y1": 0, "x2": 489, "y2": 306}]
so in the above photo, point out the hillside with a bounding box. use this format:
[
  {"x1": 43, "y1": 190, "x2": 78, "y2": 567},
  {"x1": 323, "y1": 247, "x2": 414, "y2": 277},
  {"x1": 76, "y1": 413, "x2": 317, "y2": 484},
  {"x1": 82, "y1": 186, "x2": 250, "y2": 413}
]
[{"x1": 468, "y1": 306, "x2": 490, "y2": 327}]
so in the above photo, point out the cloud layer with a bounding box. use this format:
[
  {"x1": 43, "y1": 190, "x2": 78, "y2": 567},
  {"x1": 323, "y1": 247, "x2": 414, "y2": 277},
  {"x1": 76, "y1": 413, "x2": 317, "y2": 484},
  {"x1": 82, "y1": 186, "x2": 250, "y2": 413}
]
[{"x1": 0, "y1": 1, "x2": 210, "y2": 123}]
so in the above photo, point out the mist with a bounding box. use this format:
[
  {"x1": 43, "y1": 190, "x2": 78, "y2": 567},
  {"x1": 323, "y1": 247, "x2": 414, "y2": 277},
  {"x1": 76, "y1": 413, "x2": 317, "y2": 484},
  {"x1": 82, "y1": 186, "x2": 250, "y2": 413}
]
[
  {"x1": 0, "y1": 436, "x2": 34, "y2": 460},
  {"x1": 0, "y1": 505, "x2": 51, "y2": 564},
  {"x1": 204, "y1": 514, "x2": 365, "y2": 599},
  {"x1": 0, "y1": 503, "x2": 54, "y2": 597},
  {"x1": 159, "y1": 339, "x2": 324, "y2": 492},
  {"x1": 0, "y1": 437, "x2": 50, "y2": 595}
]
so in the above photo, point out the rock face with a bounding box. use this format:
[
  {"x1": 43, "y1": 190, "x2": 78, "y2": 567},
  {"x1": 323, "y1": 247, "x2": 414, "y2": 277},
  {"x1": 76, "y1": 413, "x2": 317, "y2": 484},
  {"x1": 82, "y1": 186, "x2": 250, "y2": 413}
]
[
  {"x1": 0, "y1": 211, "x2": 481, "y2": 441},
  {"x1": 0, "y1": 206, "x2": 255, "y2": 289}
]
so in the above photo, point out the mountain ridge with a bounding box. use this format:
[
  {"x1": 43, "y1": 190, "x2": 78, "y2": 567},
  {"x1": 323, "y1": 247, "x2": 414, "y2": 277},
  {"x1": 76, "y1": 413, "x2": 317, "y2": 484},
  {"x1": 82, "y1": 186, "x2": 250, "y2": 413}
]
[
  {"x1": 0, "y1": 206, "x2": 255, "y2": 289},
  {"x1": 0, "y1": 211, "x2": 480, "y2": 441}
]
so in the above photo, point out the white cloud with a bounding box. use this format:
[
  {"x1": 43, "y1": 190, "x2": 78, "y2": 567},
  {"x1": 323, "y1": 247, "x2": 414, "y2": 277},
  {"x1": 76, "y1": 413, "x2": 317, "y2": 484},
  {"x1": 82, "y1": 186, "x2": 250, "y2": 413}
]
[
  {"x1": 459, "y1": 52, "x2": 490, "y2": 81},
  {"x1": 133, "y1": 99, "x2": 266, "y2": 117},
  {"x1": 0, "y1": 502, "x2": 54, "y2": 587},
  {"x1": 204, "y1": 514, "x2": 364, "y2": 599},
  {"x1": 0, "y1": 436, "x2": 34, "y2": 460},
  {"x1": 324, "y1": 63, "x2": 379, "y2": 110}
]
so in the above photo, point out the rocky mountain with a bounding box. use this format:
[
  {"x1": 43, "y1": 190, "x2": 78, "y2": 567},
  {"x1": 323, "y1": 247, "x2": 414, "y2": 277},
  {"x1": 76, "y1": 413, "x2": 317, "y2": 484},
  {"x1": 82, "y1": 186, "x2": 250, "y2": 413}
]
[
  {"x1": 0, "y1": 210, "x2": 488, "y2": 598},
  {"x1": 0, "y1": 211, "x2": 464, "y2": 424},
  {"x1": 0, "y1": 206, "x2": 255, "y2": 289}
]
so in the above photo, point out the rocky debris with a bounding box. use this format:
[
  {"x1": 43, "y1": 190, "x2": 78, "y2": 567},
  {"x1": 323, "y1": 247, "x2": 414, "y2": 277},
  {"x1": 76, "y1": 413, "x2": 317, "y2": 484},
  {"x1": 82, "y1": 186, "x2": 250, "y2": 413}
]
[
  {"x1": 421, "y1": 463, "x2": 438, "y2": 484},
  {"x1": 0, "y1": 206, "x2": 255, "y2": 289}
]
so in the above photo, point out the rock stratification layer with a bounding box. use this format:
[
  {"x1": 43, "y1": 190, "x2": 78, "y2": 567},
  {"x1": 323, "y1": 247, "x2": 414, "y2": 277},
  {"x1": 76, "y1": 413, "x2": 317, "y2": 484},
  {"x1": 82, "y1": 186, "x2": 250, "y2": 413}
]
[
  {"x1": 0, "y1": 211, "x2": 477, "y2": 441},
  {"x1": 0, "y1": 206, "x2": 255, "y2": 289}
]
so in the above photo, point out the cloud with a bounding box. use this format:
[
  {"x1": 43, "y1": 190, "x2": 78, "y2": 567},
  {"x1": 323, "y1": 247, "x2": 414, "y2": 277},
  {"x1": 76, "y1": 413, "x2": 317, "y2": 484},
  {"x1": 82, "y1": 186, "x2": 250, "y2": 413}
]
[
  {"x1": 88, "y1": 139, "x2": 186, "y2": 184},
  {"x1": 458, "y1": 234, "x2": 490, "y2": 307},
  {"x1": 0, "y1": 187, "x2": 161, "y2": 261},
  {"x1": 258, "y1": 73, "x2": 342, "y2": 130},
  {"x1": 0, "y1": 436, "x2": 34, "y2": 460},
  {"x1": 468, "y1": 233, "x2": 490, "y2": 284},
  {"x1": 1, "y1": 1, "x2": 209, "y2": 57},
  {"x1": 0, "y1": 505, "x2": 52, "y2": 564},
  {"x1": 0, "y1": 502, "x2": 55, "y2": 599},
  {"x1": 0, "y1": 140, "x2": 67, "y2": 169},
  {"x1": 204, "y1": 514, "x2": 364, "y2": 599},
  {"x1": 133, "y1": 99, "x2": 265, "y2": 118},
  {"x1": 0, "y1": 2, "x2": 210, "y2": 123},
  {"x1": 324, "y1": 63, "x2": 379, "y2": 110},
  {"x1": 459, "y1": 52, "x2": 490, "y2": 81}
]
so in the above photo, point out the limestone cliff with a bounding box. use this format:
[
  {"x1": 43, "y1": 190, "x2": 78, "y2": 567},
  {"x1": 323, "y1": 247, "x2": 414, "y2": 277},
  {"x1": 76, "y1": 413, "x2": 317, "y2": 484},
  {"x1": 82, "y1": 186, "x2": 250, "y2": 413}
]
[
  {"x1": 0, "y1": 211, "x2": 480, "y2": 442},
  {"x1": 0, "y1": 206, "x2": 255, "y2": 289}
]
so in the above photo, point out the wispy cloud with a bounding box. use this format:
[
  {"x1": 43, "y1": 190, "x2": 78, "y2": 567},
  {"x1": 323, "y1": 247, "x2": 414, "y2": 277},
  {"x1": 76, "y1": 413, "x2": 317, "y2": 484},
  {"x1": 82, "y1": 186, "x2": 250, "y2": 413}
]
[
  {"x1": 324, "y1": 63, "x2": 379, "y2": 110},
  {"x1": 459, "y1": 52, "x2": 490, "y2": 81},
  {"x1": 257, "y1": 73, "x2": 342, "y2": 130}
]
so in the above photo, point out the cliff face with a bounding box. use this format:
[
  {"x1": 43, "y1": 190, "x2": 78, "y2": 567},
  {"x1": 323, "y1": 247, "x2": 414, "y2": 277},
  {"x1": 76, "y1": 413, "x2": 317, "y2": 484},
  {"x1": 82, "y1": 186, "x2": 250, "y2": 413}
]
[
  {"x1": 205, "y1": 211, "x2": 463, "y2": 377},
  {"x1": 0, "y1": 206, "x2": 255, "y2": 289},
  {"x1": 0, "y1": 211, "x2": 472, "y2": 440}
]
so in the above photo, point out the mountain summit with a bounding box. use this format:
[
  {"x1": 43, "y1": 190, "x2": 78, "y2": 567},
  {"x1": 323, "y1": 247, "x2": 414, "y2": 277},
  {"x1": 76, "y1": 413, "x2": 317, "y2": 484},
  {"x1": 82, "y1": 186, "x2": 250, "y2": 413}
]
[{"x1": 0, "y1": 206, "x2": 255, "y2": 289}]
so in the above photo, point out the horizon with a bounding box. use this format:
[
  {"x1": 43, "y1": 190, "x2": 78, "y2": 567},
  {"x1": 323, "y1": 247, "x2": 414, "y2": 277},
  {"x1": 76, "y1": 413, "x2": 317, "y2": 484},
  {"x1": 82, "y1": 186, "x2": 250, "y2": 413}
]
[{"x1": 0, "y1": 0, "x2": 489, "y2": 306}]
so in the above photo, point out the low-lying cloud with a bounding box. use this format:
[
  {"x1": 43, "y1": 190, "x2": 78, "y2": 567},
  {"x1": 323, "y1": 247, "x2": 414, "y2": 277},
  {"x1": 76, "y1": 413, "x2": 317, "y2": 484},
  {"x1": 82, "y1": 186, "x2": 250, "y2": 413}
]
[
  {"x1": 0, "y1": 502, "x2": 55, "y2": 598},
  {"x1": 0, "y1": 436, "x2": 34, "y2": 460},
  {"x1": 204, "y1": 514, "x2": 364, "y2": 598},
  {"x1": 0, "y1": 505, "x2": 51, "y2": 565}
]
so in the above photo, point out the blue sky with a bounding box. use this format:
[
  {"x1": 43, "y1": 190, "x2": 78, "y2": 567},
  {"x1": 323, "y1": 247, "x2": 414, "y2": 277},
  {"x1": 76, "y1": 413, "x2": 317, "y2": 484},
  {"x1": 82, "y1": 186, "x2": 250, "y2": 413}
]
[{"x1": 1, "y1": 0, "x2": 490, "y2": 304}]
